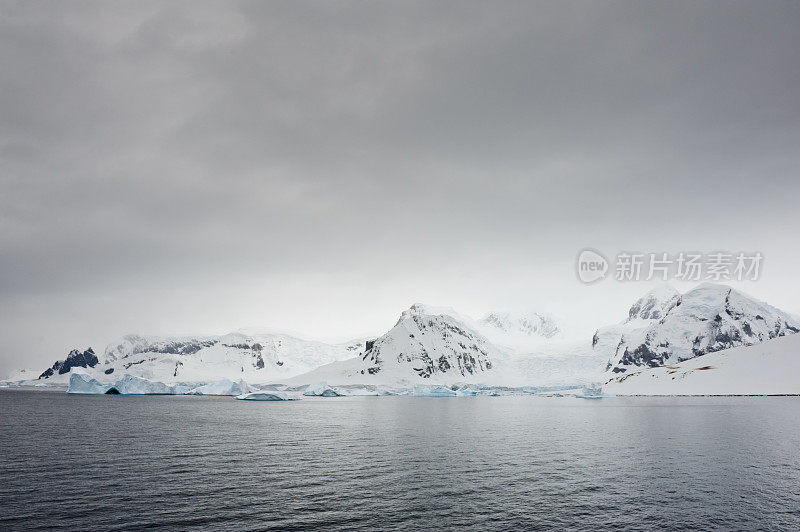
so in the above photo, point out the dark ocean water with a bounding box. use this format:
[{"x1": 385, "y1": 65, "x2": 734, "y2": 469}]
[{"x1": 1, "y1": 390, "x2": 799, "y2": 531}]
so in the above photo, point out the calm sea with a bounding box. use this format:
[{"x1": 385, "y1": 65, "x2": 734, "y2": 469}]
[{"x1": 1, "y1": 390, "x2": 798, "y2": 531}]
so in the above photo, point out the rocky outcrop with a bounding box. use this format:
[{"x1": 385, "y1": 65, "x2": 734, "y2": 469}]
[{"x1": 39, "y1": 348, "x2": 99, "y2": 379}]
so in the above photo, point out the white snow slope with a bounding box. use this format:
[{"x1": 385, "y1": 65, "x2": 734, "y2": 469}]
[{"x1": 604, "y1": 333, "x2": 800, "y2": 395}]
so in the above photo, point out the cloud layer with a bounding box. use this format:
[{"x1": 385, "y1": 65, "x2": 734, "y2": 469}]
[{"x1": 2, "y1": 1, "x2": 799, "y2": 374}]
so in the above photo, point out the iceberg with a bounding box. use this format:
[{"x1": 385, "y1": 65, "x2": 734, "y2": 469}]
[
  {"x1": 303, "y1": 381, "x2": 342, "y2": 397},
  {"x1": 171, "y1": 383, "x2": 193, "y2": 395},
  {"x1": 574, "y1": 384, "x2": 605, "y2": 399},
  {"x1": 187, "y1": 379, "x2": 256, "y2": 396},
  {"x1": 413, "y1": 386, "x2": 457, "y2": 397},
  {"x1": 342, "y1": 387, "x2": 379, "y2": 396},
  {"x1": 67, "y1": 371, "x2": 111, "y2": 394},
  {"x1": 111, "y1": 374, "x2": 174, "y2": 395},
  {"x1": 235, "y1": 391, "x2": 297, "y2": 401}
]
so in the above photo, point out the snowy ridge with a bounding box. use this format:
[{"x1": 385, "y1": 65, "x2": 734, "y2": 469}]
[
  {"x1": 35, "y1": 331, "x2": 364, "y2": 385},
  {"x1": 480, "y1": 311, "x2": 559, "y2": 338},
  {"x1": 476, "y1": 310, "x2": 565, "y2": 353}
]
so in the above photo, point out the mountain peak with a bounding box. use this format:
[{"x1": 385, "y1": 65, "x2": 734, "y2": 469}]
[
  {"x1": 39, "y1": 348, "x2": 99, "y2": 380},
  {"x1": 400, "y1": 303, "x2": 457, "y2": 318},
  {"x1": 363, "y1": 309, "x2": 496, "y2": 380},
  {"x1": 627, "y1": 284, "x2": 681, "y2": 321}
]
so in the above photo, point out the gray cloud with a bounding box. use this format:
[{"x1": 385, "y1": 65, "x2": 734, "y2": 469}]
[{"x1": 2, "y1": 0, "x2": 799, "y2": 374}]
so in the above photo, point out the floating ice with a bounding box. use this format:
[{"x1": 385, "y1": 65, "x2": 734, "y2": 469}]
[
  {"x1": 412, "y1": 386, "x2": 457, "y2": 397},
  {"x1": 574, "y1": 384, "x2": 606, "y2": 399},
  {"x1": 172, "y1": 384, "x2": 193, "y2": 395},
  {"x1": 235, "y1": 391, "x2": 297, "y2": 401},
  {"x1": 112, "y1": 374, "x2": 174, "y2": 395},
  {"x1": 342, "y1": 387, "x2": 379, "y2": 396},
  {"x1": 67, "y1": 371, "x2": 110, "y2": 394},
  {"x1": 303, "y1": 382, "x2": 342, "y2": 397},
  {"x1": 187, "y1": 379, "x2": 256, "y2": 396}
]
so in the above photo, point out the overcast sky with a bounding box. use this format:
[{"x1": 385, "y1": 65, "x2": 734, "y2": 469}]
[{"x1": 2, "y1": 1, "x2": 799, "y2": 375}]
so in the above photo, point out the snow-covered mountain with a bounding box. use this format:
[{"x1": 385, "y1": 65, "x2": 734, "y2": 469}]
[
  {"x1": 289, "y1": 304, "x2": 501, "y2": 386},
  {"x1": 13, "y1": 303, "x2": 565, "y2": 388},
  {"x1": 604, "y1": 333, "x2": 800, "y2": 395},
  {"x1": 32, "y1": 331, "x2": 364, "y2": 385},
  {"x1": 8, "y1": 301, "x2": 578, "y2": 388},
  {"x1": 599, "y1": 283, "x2": 799, "y2": 374}
]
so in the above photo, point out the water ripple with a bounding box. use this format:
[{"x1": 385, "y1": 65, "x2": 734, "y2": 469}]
[{"x1": 1, "y1": 391, "x2": 799, "y2": 531}]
